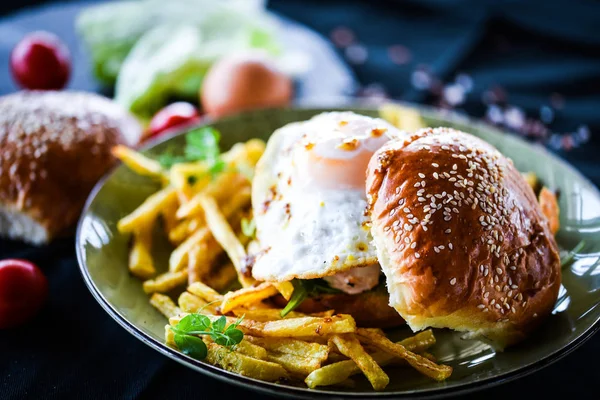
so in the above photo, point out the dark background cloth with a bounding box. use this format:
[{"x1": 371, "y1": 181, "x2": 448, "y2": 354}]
[{"x1": 1, "y1": 0, "x2": 599, "y2": 399}]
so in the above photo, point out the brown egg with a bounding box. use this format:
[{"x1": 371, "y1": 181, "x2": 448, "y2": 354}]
[{"x1": 201, "y1": 53, "x2": 293, "y2": 118}]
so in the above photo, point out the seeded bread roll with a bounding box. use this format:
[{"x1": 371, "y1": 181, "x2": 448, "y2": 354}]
[
  {"x1": 0, "y1": 91, "x2": 142, "y2": 245},
  {"x1": 366, "y1": 127, "x2": 561, "y2": 349}
]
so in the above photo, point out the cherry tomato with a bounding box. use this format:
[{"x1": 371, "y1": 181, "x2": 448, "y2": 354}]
[
  {"x1": 10, "y1": 31, "x2": 71, "y2": 90},
  {"x1": 148, "y1": 102, "x2": 201, "y2": 138},
  {"x1": 0, "y1": 259, "x2": 48, "y2": 329}
]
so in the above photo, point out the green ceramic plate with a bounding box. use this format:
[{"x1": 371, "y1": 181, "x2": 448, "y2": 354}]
[{"x1": 76, "y1": 105, "x2": 600, "y2": 398}]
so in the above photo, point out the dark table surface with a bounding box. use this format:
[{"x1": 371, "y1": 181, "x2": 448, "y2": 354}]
[{"x1": 1, "y1": 0, "x2": 599, "y2": 399}]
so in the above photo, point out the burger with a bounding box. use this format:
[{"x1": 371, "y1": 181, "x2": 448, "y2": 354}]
[
  {"x1": 366, "y1": 127, "x2": 561, "y2": 348},
  {"x1": 248, "y1": 111, "x2": 561, "y2": 346}
]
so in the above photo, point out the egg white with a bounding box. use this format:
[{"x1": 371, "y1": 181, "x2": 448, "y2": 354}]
[{"x1": 250, "y1": 112, "x2": 405, "y2": 282}]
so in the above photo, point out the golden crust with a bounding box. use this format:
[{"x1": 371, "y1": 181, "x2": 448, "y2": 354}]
[
  {"x1": 366, "y1": 127, "x2": 561, "y2": 349},
  {"x1": 0, "y1": 91, "x2": 142, "y2": 243}
]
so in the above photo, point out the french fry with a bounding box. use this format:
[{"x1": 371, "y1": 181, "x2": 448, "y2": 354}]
[
  {"x1": 243, "y1": 315, "x2": 356, "y2": 338},
  {"x1": 150, "y1": 293, "x2": 181, "y2": 318},
  {"x1": 233, "y1": 340, "x2": 268, "y2": 361},
  {"x1": 356, "y1": 328, "x2": 452, "y2": 381},
  {"x1": 379, "y1": 103, "x2": 425, "y2": 133},
  {"x1": 128, "y1": 223, "x2": 156, "y2": 280},
  {"x1": 169, "y1": 191, "x2": 249, "y2": 272},
  {"x1": 245, "y1": 337, "x2": 329, "y2": 363},
  {"x1": 330, "y1": 334, "x2": 389, "y2": 391},
  {"x1": 118, "y1": 186, "x2": 178, "y2": 234},
  {"x1": 539, "y1": 186, "x2": 560, "y2": 234},
  {"x1": 169, "y1": 162, "x2": 211, "y2": 198},
  {"x1": 169, "y1": 219, "x2": 198, "y2": 244},
  {"x1": 230, "y1": 308, "x2": 308, "y2": 321},
  {"x1": 177, "y1": 291, "x2": 219, "y2": 315},
  {"x1": 220, "y1": 283, "x2": 278, "y2": 314},
  {"x1": 112, "y1": 145, "x2": 166, "y2": 180},
  {"x1": 305, "y1": 330, "x2": 437, "y2": 389},
  {"x1": 187, "y1": 281, "x2": 224, "y2": 303},
  {"x1": 203, "y1": 262, "x2": 238, "y2": 292},
  {"x1": 187, "y1": 237, "x2": 224, "y2": 284},
  {"x1": 199, "y1": 195, "x2": 254, "y2": 287},
  {"x1": 162, "y1": 201, "x2": 180, "y2": 239},
  {"x1": 176, "y1": 181, "x2": 250, "y2": 220},
  {"x1": 205, "y1": 342, "x2": 289, "y2": 382},
  {"x1": 273, "y1": 281, "x2": 294, "y2": 301},
  {"x1": 143, "y1": 270, "x2": 188, "y2": 294},
  {"x1": 266, "y1": 352, "x2": 321, "y2": 377}
]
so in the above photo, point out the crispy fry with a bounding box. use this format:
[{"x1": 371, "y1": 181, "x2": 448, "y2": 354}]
[
  {"x1": 539, "y1": 186, "x2": 560, "y2": 234},
  {"x1": 245, "y1": 337, "x2": 329, "y2": 363},
  {"x1": 143, "y1": 270, "x2": 188, "y2": 294},
  {"x1": 330, "y1": 334, "x2": 389, "y2": 391},
  {"x1": 118, "y1": 186, "x2": 178, "y2": 234},
  {"x1": 243, "y1": 315, "x2": 356, "y2": 338},
  {"x1": 177, "y1": 291, "x2": 219, "y2": 315},
  {"x1": 220, "y1": 283, "x2": 278, "y2": 314},
  {"x1": 305, "y1": 330, "x2": 437, "y2": 389},
  {"x1": 112, "y1": 145, "x2": 166, "y2": 180},
  {"x1": 379, "y1": 103, "x2": 425, "y2": 132},
  {"x1": 202, "y1": 262, "x2": 238, "y2": 292},
  {"x1": 230, "y1": 308, "x2": 309, "y2": 321},
  {"x1": 169, "y1": 218, "x2": 200, "y2": 244},
  {"x1": 128, "y1": 223, "x2": 156, "y2": 279},
  {"x1": 199, "y1": 195, "x2": 253, "y2": 287},
  {"x1": 232, "y1": 340, "x2": 269, "y2": 361},
  {"x1": 176, "y1": 175, "x2": 249, "y2": 219},
  {"x1": 356, "y1": 328, "x2": 452, "y2": 381},
  {"x1": 187, "y1": 281, "x2": 224, "y2": 303},
  {"x1": 273, "y1": 281, "x2": 294, "y2": 301},
  {"x1": 205, "y1": 342, "x2": 289, "y2": 382},
  {"x1": 266, "y1": 352, "x2": 322, "y2": 377},
  {"x1": 150, "y1": 293, "x2": 181, "y2": 318},
  {"x1": 169, "y1": 162, "x2": 211, "y2": 198},
  {"x1": 169, "y1": 191, "x2": 249, "y2": 272},
  {"x1": 162, "y1": 201, "x2": 179, "y2": 239}
]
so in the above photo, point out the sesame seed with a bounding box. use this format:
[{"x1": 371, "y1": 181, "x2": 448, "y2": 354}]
[
  {"x1": 480, "y1": 265, "x2": 484, "y2": 272},
  {"x1": 477, "y1": 304, "x2": 485, "y2": 309},
  {"x1": 495, "y1": 304, "x2": 501, "y2": 309},
  {"x1": 418, "y1": 197, "x2": 426, "y2": 202},
  {"x1": 495, "y1": 285, "x2": 501, "y2": 291},
  {"x1": 415, "y1": 253, "x2": 421, "y2": 259},
  {"x1": 450, "y1": 278, "x2": 456, "y2": 285},
  {"x1": 432, "y1": 163, "x2": 439, "y2": 168},
  {"x1": 490, "y1": 299, "x2": 496, "y2": 305},
  {"x1": 452, "y1": 164, "x2": 458, "y2": 170},
  {"x1": 496, "y1": 268, "x2": 503, "y2": 275},
  {"x1": 418, "y1": 173, "x2": 426, "y2": 178},
  {"x1": 445, "y1": 229, "x2": 452, "y2": 234},
  {"x1": 484, "y1": 268, "x2": 489, "y2": 276},
  {"x1": 404, "y1": 237, "x2": 410, "y2": 244},
  {"x1": 511, "y1": 284, "x2": 518, "y2": 289},
  {"x1": 434, "y1": 247, "x2": 440, "y2": 253},
  {"x1": 439, "y1": 245, "x2": 445, "y2": 250},
  {"x1": 483, "y1": 291, "x2": 490, "y2": 299},
  {"x1": 433, "y1": 172, "x2": 439, "y2": 179},
  {"x1": 414, "y1": 182, "x2": 421, "y2": 188},
  {"x1": 403, "y1": 207, "x2": 410, "y2": 213},
  {"x1": 410, "y1": 242, "x2": 417, "y2": 249},
  {"x1": 533, "y1": 313, "x2": 538, "y2": 318},
  {"x1": 509, "y1": 265, "x2": 516, "y2": 270},
  {"x1": 511, "y1": 307, "x2": 516, "y2": 313}
]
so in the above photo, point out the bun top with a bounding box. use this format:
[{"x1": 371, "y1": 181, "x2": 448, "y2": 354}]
[
  {"x1": 366, "y1": 127, "x2": 560, "y2": 348},
  {"x1": 0, "y1": 91, "x2": 142, "y2": 241}
]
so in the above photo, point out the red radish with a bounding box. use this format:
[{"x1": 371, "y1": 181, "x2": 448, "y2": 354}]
[
  {"x1": 11, "y1": 31, "x2": 71, "y2": 90},
  {"x1": 0, "y1": 259, "x2": 48, "y2": 329},
  {"x1": 148, "y1": 102, "x2": 201, "y2": 138}
]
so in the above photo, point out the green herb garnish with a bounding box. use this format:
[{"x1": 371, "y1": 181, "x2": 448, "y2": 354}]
[
  {"x1": 561, "y1": 240, "x2": 586, "y2": 269},
  {"x1": 280, "y1": 279, "x2": 342, "y2": 317},
  {"x1": 170, "y1": 313, "x2": 244, "y2": 360},
  {"x1": 241, "y1": 217, "x2": 256, "y2": 238},
  {"x1": 157, "y1": 127, "x2": 222, "y2": 169}
]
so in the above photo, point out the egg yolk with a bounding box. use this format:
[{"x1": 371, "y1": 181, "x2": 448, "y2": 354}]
[{"x1": 293, "y1": 132, "x2": 390, "y2": 191}]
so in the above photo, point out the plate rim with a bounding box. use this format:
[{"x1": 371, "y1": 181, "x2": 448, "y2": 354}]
[{"x1": 76, "y1": 103, "x2": 600, "y2": 398}]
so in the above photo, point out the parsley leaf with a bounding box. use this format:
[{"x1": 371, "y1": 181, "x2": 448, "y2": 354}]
[
  {"x1": 174, "y1": 333, "x2": 207, "y2": 359},
  {"x1": 280, "y1": 279, "x2": 342, "y2": 317},
  {"x1": 170, "y1": 313, "x2": 244, "y2": 360},
  {"x1": 157, "y1": 127, "x2": 222, "y2": 169}
]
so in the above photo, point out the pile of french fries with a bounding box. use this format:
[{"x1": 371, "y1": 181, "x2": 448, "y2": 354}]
[{"x1": 112, "y1": 130, "x2": 453, "y2": 391}]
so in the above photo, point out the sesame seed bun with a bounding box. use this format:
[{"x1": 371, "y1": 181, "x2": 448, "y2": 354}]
[
  {"x1": 0, "y1": 91, "x2": 142, "y2": 244},
  {"x1": 366, "y1": 127, "x2": 561, "y2": 349}
]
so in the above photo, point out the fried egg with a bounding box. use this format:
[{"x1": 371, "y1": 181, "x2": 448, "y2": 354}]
[{"x1": 251, "y1": 112, "x2": 406, "y2": 286}]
